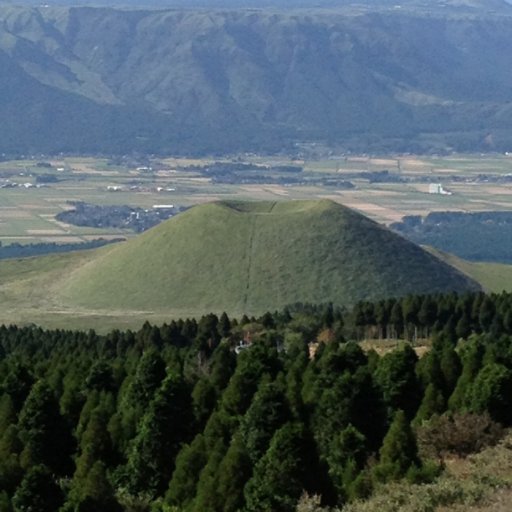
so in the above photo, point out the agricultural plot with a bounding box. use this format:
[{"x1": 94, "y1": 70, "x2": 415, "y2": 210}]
[{"x1": 0, "y1": 153, "x2": 512, "y2": 244}]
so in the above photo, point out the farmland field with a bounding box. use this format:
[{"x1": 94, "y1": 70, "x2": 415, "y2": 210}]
[{"x1": 1, "y1": 153, "x2": 512, "y2": 245}]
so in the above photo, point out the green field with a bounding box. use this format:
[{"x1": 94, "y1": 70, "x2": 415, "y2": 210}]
[{"x1": 429, "y1": 249, "x2": 512, "y2": 293}]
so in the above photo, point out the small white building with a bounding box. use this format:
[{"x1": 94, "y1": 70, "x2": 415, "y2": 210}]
[{"x1": 428, "y1": 183, "x2": 452, "y2": 195}]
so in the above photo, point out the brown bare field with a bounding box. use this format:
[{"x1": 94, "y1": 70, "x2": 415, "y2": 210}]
[
  {"x1": 337, "y1": 200, "x2": 405, "y2": 222},
  {"x1": 0, "y1": 210, "x2": 32, "y2": 218},
  {"x1": 370, "y1": 158, "x2": 397, "y2": 166},
  {"x1": 484, "y1": 186, "x2": 512, "y2": 195},
  {"x1": 25, "y1": 229, "x2": 66, "y2": 235}
]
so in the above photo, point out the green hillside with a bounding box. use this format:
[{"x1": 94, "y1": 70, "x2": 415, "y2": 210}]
[
  {"x1": 52, "y1": 200, "x2": 478, "y2": 317},
  {"x1": 428, "y1": 248, "x2": 512, "y2": 293}
]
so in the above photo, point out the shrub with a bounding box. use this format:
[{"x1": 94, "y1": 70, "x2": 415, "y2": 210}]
[{"x1": 416, "y1": 412, "x2": 503, "y2": 459}]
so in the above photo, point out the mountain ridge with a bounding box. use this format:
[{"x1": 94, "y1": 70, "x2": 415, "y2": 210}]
[{"x1": 3, "y1": 4, "x2": 512, "y2": 154}]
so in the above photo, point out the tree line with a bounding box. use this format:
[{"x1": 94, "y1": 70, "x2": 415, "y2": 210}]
[{"x1": 1, "y1": 291, "x2": 512, "y2": 511}]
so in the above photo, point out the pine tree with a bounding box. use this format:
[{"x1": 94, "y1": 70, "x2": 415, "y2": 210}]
[
  {"x1": 125, "y1": 350, "x2": 166, "y2": 409},
  {"x1": 17, "y1": 381, "x2": 74, "y2": 476},
  {"x1": 191, "y1": 378, "x2": 217, "y2": 428},
  {"x1": 12, "y1": 465, "x2": 63, "y2": 512},
  {"x1": 479, "y1": 297, "x2": 496, "y2": 332},
  {"x1": 216, "y1": 435, "x2": 252, "y2": 512},
  {"x1": 470, "y1": 363, "x2": 512, "y2": 424},
  {"x1": 244, "y1": 423, "x2": 307, "y2": 512},
  {"x1": 74, "y1": 408, "x2": 114, "y2": 481},
  {"x1": 165, "y1": 435, "x2": 208, "y2": 509},
  {"x1": 0, "y1": 491, "x2": 11, "y2": 512},
  {"x1": 0, "y1": 394, "x2": 16, "y2": 433},
  {"x1": 375, "y1": 344, "x2": 421, "y2": 420},
  {"x1": 3, "y1": 364, "x2": 33, "y2": 412},
  {"x1": 64, "y1": 461, "x2": 122, "y2": 512},
  {"x1": 448, "y1": 337, "x2": 485, "y2": 410},
  {"x1": 190, "y1": 439, "x2": 227, "y2": 512},
  {"x1": 0, "y1": 425, "x2": 23, "y2": 495},
  {"x1": 327, "y1": 424, "x2": 367, "y2": 501},
  {"x1": 218, "y1": 312, "x2": 231, "y2": 337},
  {"x1": 440, "y1": 341, "x2": 462, "y2": 397},
  {"x1": 125, "y1": 373, "x2": 192, "y2": 496},
  {"x1": 240, "y1": 378, "x2": 291, "y2": 463},
  {"x1": 374, "y1": 410, "x2": 419, "y2": 482},
  {"x1": 455, "y1": 313, "x2": 471, "y2": 339},
  {"x1": 413, "y1": 383, "x2": 445, "y2": 425}
]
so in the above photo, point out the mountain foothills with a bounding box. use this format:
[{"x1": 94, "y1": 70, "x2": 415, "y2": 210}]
[
  {"x1": 2, "y1": 291, "x2": 512, "y2": 511},
  {"x1": 0, "y1": 200, "x2": 479, "y2": 325},
  {"x1": 2, "y1": 0, "x2": 512, "y2": 154}
]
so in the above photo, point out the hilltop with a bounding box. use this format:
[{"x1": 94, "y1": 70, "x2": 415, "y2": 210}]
[
  {"x1": 2, "y1": 2, "x2": 512, "y2": 154},
  {"x1": 0, "y1": 199, "x2": 478, "y2": 328}
]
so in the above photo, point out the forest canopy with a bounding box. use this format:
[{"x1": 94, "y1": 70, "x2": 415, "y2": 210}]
[{"x1": 1, "y1": 291, "x2": 512, "y2": 511}]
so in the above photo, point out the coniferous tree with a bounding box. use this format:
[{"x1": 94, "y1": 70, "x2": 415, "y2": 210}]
[
  {"x1": 479, "y1": 297, "x2": 496, "y2": 332},
  {"x1": 165, "y1": 435, "x2": 208, "y2": 509},
  {"x1": 0, "y1": 425, "x2": 23, "y2": 495},
  {"x1": 218, "y1": 312, "x2": 231, "y2": 338},
  {"x1": 221, "y1": 343, "x2": 280, "y2": 417},
  {"x1": 216, "y1": 434, "x2": 252, "y2": 512},
  {"x1": 209, "y1": 345, "x2": 236, "y2": 393},
  {"x1": 244, "y1": 423, "x2": 307, "y2": 512},
  {"x1": 74, "y1": 408, "x2": 114, "y2": 481},
  {"x1": 374, "y1": 410, "x2": 420, "y2": 482},
  {"x1": 240, "y1": 377, "x2": 291, "y2": 463},
  {"x1": 440, "y1": 340, "x2": 462, "y2": 398},
  {"x1": 375, "y1": 345, "x2": 421, "y2": 420},
  {"x1": 418, "y1": 296, "x2": 437, "y2": 337},
  {"x1": 449, "y1": 337, "x2": 485, "y2": 410},
  {"x1": 64, "y1": 461, "x2": 122, "y2": 512},
  {"x1": 327, "y1": 424, "x2": 367, "y2": 501},
  {"x1": 191, "y1": 378, "x2": 217, "y2": 428},
  {"x1": 125, "y1": 350, "x2": 166, "y2": 409},
  {"x1": 0, "y1": 394, "x2": 16, "y2": 436},
  {"x1": 3, "y1": 364, "x2": 33, "y2": 412},
  {"x1": 470, "y1": 363, "x2": 512, "y2": 424},
  {"x1": 17, "y1": 381, "x2": 74, "y2": 476},
  {"x1": 12, "y1": 465, "x2": 63, "y2": 512},
  {"x1": 390, "y1": 302, "x2": 403, "y2": 338},
  {"x1": 125, "y1": 373, "x2": 192, "y2": 496},
  {"x1": 0, "y1": 491, "x2": 11, "y2": 512},
  {"x1": 413, "y1": 383, "x2": 445, "y2": 425},
  {"x1": 190, "y1": 439, "x2": 227, "y2": 512},
  {"x1": 455, "y1": 312, "x2": 471, "y2": 339},
  {"x1": 84, "y1": 361, "x2": 115, "y2": 392}
]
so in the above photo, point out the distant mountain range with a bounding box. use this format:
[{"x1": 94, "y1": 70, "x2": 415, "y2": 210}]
[
  {"x1": 3, "y1": 1, "x2": 510, "y2": 9},
  {"x1": 2, "y1": 1, "x2": 512, "y2": 154}
]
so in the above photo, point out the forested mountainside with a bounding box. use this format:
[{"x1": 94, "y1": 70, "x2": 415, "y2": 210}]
[
  {"x1": 2, "y1": 1, "x2": 512, "y2": 154},
  {"x1": 1, "y1": 291, "x2": 512, "y2": 511}
]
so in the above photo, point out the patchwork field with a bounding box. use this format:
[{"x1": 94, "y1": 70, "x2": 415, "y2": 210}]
[{"x1": 1, "y1": 153, "x2": 512, "y2": 246}]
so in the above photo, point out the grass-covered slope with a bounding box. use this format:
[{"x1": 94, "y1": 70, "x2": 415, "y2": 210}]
[
  {"x1": 428, "y1": 248, "x2": 512, "y2": 294},
  {"x1": 57, "y1": 200, "x2": 479, "y2": 315}
]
